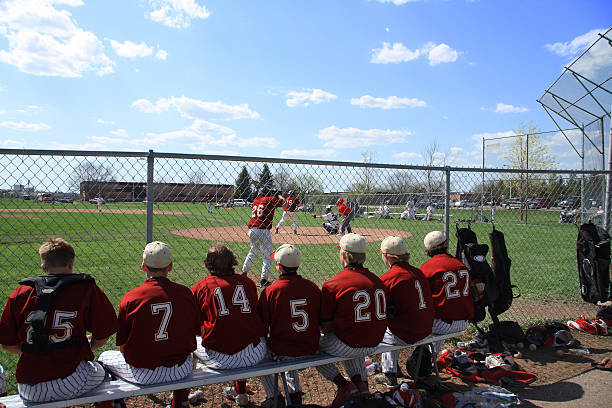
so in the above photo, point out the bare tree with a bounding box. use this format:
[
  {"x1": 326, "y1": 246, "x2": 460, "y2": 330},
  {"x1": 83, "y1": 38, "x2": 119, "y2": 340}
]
[
  {"x1": 69, "y1": 161, "x2": 115, "y2": 198},
  {"x1": 273, "y1": 165, "x2": 295, "y2": 193},
  {"x1": 423, "y1": 141, "x2": 445, "y2": 197}
]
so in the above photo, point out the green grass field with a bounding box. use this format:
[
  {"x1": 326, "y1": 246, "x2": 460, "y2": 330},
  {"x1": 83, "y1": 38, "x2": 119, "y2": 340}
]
[{"x1": 0, "y1": 198, "x2": 584, "y2": 392}]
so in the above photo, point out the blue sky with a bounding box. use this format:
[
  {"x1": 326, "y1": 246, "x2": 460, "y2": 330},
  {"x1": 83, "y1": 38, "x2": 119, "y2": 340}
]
[{"x1": 0, "y1": 0, "x2": 610, "y2": 169}]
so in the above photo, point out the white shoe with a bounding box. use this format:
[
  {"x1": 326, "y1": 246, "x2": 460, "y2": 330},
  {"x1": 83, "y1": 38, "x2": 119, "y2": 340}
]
[{"x1": 223, "y1": 386, "x2": 249, "y2": 406}]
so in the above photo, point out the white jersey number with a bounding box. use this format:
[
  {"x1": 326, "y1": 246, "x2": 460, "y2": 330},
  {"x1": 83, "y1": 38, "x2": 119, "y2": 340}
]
[
  {"x1": 252, "y1": 204, "x2": 264, "y2": 218},
  {"x1": 151, "y1": 302, "x2": 172, "y2": 341},
  {"x1": 442, "y1": 270, "x2": 470, "y2": 299},
  {"x1": 214, "y1": 285, "x2": 252, "y2": 316},
  {"x1": 414, "y1": 280, "x2": 427, "y2": 309},
  {"x1": 353, "y1": 289, "x2": 386, "y2": 322},
  {"x1": 25, "y1": 310, "x2": 78, "y2": 344},
  {"x1": 290, "y1": 299, "x2": 309, "y2": 332}
]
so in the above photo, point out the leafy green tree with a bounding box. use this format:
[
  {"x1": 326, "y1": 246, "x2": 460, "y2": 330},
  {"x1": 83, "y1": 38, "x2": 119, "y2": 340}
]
[
  {"x1": 234, "y1": 166, "x2": 252, "y2": 199},
  {"x1": 258, "y1": 164, "x2": 274, "y2": 188}
]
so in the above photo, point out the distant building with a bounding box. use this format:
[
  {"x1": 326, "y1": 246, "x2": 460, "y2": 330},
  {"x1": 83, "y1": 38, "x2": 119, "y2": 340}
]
[{"x1": 79, "y1": 181, "x2": 234, "y2": 203}]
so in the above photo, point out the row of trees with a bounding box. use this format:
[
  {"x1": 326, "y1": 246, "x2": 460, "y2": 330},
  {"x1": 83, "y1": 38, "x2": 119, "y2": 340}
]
[{"x1": 233, "y1": 164, "x2": 324, "y2": 201}]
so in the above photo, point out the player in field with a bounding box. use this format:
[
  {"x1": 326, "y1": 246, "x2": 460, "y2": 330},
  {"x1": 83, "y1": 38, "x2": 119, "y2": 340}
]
[
  {"x1": 275, "y1": 190, "x2": 300, "y2": 235},
  {"x1": 192, "y1": 243, "x2": 267, "y2": 407},
  {"x1": 257, "y1": 244, "x2": 321, "y2": 407},
  {"x1": 242, "y1": 187, "x2": 285, "y2": 288},
  {"x1": 312, "y1": 205, "x2": 339, "y2": 235},
  {"x1": 316, "y1": 233, "x2": 388, "y2": 408},
  {"x1": 420, "y1": 231, "x2": 474, "y2": 354},
  {"x1": 0, "y1": 237, "x2": 117, "y2": 403},
  {"x1": 335, "y1": 198, "x2": 355, "y2": 235},
  {"x1": 375, "y1": 236, "x2": 434, "y2": 386},
  {"x1": 98, "y1": 241, "x2": 201, "y2": 408}
]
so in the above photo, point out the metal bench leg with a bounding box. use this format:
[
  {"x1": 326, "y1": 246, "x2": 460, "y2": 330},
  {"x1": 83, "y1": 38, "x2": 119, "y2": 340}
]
[
  {"x1": 430, "y1": 344, "x2": 441, "y2": 385},
  {"x1": 280, "y1": 371, "x2": 292, "y2": 406}
]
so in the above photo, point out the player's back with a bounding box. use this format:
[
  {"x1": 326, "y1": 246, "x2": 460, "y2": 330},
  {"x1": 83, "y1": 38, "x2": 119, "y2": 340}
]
[
  {"x1": 284, "y1": 197, "x2": 300, "y2": 212},
  {"x1": 192, "y1": 274, "x2": 265, "y2": 354},
  {"x1": 249, "y1": 196, "x2": 281, "y2": 229},
  {"x1": 259, "y1": 274, "x2": 321, "y2": 356},
  {"x1": 118, "y1": 277, "x2": 200, "y2": 368},
  {"x1": 321, "y1": 267, "x2": 388, "y2": 348},
  {"x1": 381, "y1": 262, "x2": 434, "y2": 343}
]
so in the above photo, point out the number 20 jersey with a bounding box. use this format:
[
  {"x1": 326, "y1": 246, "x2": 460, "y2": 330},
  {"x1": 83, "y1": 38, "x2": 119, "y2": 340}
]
[
  {"x1": 320, "y1": 267, "x2": 388, "y2": 348},
  {"x1": 116, "y1": 277, "x2": 201, "y2": 369},
  {"x1": 420, "y1": 253, "x2": 474, "y2": 322}
]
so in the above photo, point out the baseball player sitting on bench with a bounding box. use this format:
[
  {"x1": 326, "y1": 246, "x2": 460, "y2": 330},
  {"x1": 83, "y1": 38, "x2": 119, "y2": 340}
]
[
  {"x1": 192, "y1": 243, "x2": 267, "y2": 407},
  {"x1": 375, "y1": 236, "x2": 434, "y2": 386},
  {"x1": 316, "y1": 233, "x2": 388, "y2": 408},
  {"x1": 420, "y1": 231, "x2": 474, "y2": 354},
  {"x1": 312, "y1": 205, "x2": 339, "y2": 235},
  {"x1": 0, "y1": 237, "x2": 117, "y2": 404},
  {"x1": 257, "y1": 244, "x2": 321, "y2": 408},
  {"x1": 98, "y1": 241, "x2": 201, "y2": 408}
]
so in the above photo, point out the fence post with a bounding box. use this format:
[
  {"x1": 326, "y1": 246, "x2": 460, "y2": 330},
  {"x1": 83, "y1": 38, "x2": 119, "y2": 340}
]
[
  {"x1": 146, "y1": 149, "x2": 154, "y2": 243},
  {"x1": 445, "y1": 166, "x2": 450, "y2": 238}
]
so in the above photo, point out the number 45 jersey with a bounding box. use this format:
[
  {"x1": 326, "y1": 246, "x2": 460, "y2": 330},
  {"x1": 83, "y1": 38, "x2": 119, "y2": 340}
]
[
  {"x1": 117, "y1": 277, "x2": 201, "y2": 369},
  {"x1": 320, "y1": 267, "x2": 388, "y2": 348},
  {"x1": 258, "y1": 274, "x2": 321, "y2": 357}
]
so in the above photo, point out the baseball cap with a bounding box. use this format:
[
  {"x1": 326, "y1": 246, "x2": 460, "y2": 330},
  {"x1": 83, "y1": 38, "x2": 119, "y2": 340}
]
[
  {"x1": 143, "y1": 241, "x2": 172, "y2": 268},
  {"x1": 423, "y1": 231, "x2": 447, "y2": 251},
  {"x1": 334, "y1": 233, "x2": 367, "y2": 253},
  {"x1": 378, "y1": 236, "x2": 408, "y2": 256},
  {"x1": 336, "y1": 198, "x2": 344, "y2": 205},
  {"x1": 270, "y1": 244, "x2": 301, "y2": 267}
]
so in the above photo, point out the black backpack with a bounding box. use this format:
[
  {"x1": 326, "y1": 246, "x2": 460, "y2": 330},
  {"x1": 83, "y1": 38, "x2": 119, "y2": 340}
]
[
  {"x1": 577, "y1": 222, "x2": 611, "y2": 303},
  {"x1": 489, "y1": 226, "x2": 518, "y2": 316}
]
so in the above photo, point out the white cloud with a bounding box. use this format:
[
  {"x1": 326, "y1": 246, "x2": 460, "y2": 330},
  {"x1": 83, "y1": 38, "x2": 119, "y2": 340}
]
[
  {"x1": 155, "y1": 49, "x2": 168, "y2": 60},
  {"x1": 286, "y1": 89, "x2": 337, "y2": 107},
  {"x1": 493, "y1": 103, "x2": 528, "y2": 114},
  {"x1": 0, "y1": 109, "x2": 6, "y2": 115},
  {"x1": 89, "y1": 135, "x2": 126, "y2": 145},
  {"x1": 545, "y1": 28, "x2": 605, "y2": 56},
  {"x1": 147, "y1": 0, "x2": 210, "y2": 29},
  {"x1": 110, "y1": 128, "x2": 128, "y2": 137},
  {"x1": 427, "y1": 43, "x2": 460, "y2": 65},
  {"x1": 351, "y1": 95, "x2": 426, "y2": 109},
  {"x1": 371, "y1": 41, "x2": 461, "y2": 65},
  {"x1": 370, "y1": 42, "x2": 420, "y2": 64},
  {"x1": 0, "y1": 0, "x2": 114, "y2": 77},
  {"x1": 318, "y1": 125, "x2": 412, "y2": 147},
  {"x1": 280, "y1": 149, "x2": 337, "y2": 159},
  {"x1": 449, "y1": 147, "x2": 463, "y2": 156},
  {"x1": 0, "y1": 120, "x2": 51, "y2": 131},
  {"x1": 0, "y1": 138, "x2": 24, "y2": 147},
  {"x1": 96, "y1": 118, "x2": 115, "y2": 125},
  {"x1": 376, "y1": 0, "x2": 420, "y2": 5},
  {"x1": 132, "y1": 119, "x2": 278, "y2": 150},
  {"x1": 131, "y1": 96, "x2": 261, "y2": 120},
  {"x1": 109, "y1": 40, "x2": 152, "y2": 58},
  {"x1": 392, "y1": 152, "x2": 422, "y2": 162}
]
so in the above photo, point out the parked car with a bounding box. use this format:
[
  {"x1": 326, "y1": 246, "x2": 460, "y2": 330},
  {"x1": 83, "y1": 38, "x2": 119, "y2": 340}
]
[
  {"x1": 57, "y1": 197, "x2": 74, "y2": 203},
  {"x1": 89, "y1": 197, "x2": 105, "y2": 204},
  {"x1": 502, "y1": 198, "x2": 522, "y2": 209},
  {"x1": 36, "y1": 192, "x2": 54, "y2": 202},
  {"x1": 560, "y1": 196, "x2": 581, "y2": 209},
  {"x1": 454, "y1": 200, "x2": 478, "y2": 208},
  {"x1": 528, "y1": 198, "x2": 553, "y2": 209},
  {"x1": 232, "y1": 199, "x2": 251, "y2": 207}
]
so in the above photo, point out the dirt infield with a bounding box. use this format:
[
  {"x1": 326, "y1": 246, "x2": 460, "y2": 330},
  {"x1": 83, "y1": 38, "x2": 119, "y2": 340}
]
[
  {"x1": 171, "y1": 225, "x2": 412, "y2": 244},
  {"x1": 0, "y1": 208, "x2": 187, "y2": 215}
]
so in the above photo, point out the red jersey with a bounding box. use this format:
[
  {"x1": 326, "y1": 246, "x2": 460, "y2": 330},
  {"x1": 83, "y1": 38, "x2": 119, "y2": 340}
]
[
  {"x1": 258, "y1": 274, "x2": 321, "y2": 357},
  {"x1": 380, "y1": 262, "x2": 434, "y2": 344},
  {"x1": 191, "y1": 274, "x2": 265, "y2": 355},
  {"x1": 0, "y1": 278, "x2": 117, "y2": 384},
  {"x1": 248, "y1": 196, "x2": 284, "y2": 229},
  {"x1": 336, "y1": 203, "x2": 352, "y2": 217},
  {"x1": 116, "y1": 277, "x2": 201, "y2": 369},
  {"x1": 320, "y1": 266, "x2": 388, "y2": 348},
  {"x1": 283, "y1": 197, "x2": 300, "y2": 212},
  {"x1": 420, "y1": 254, "x2": 474, "y2": 322}
]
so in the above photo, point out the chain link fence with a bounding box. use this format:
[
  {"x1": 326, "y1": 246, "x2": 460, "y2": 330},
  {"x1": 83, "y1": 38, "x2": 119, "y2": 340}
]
[{"x1": 0, "y1": 148, "x2": 609, "y2": 392}]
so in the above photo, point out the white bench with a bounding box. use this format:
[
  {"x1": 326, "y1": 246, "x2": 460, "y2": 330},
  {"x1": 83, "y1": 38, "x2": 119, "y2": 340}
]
[{"x1": 0, "y1": 332, "x2": 462, "y2": 408}]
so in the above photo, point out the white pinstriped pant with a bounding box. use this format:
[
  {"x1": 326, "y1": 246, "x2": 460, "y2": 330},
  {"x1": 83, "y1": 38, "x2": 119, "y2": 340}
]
[
  {"x1": 258, "y1": 355, "x2": 301, "y2": 398},
  {"x1": 276, "y1": 211, "x2": 297, "y2": 231},
  {"x1": 431, "y1": 319, "x2": 468, "y2": 353},
  {"x1": 315, "y1": 333, "x2": 375, "y2": 383},
  {"x1": 194, "y1": 336, "x2": 266, "y2": 369},
  {"x1": 379, "y1": 328, "x2": 409, "y2": 374},
  {"x1": 0, "y1": 363, "x2": 6, "y2": 395},
  {"x1": 242, "y1": 228, "x2": 274, "y2": 280},
  {"x1": 17, "y1": 360, "x2": 106, "y2": 403},
  {"x1": 98, "y1": 351, "x2": 193, "y2": 384}
]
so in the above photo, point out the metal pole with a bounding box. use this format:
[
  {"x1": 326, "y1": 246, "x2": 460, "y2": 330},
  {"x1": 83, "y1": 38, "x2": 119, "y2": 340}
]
[
  {"x1": 481, "y1": 138, "x2": 485, "y2": 222},
  {"x1": 605, "y1": 107, "x2": 612, "y2": 231},
  {"x1": 581, "y1": 128, "x2": 585, "y2": 224},
  {"x1": 146, "y1": 149, "x2": 154, "y2": 243},
  {"x1": 444, "y1": 167, "x2": 450, "y2": 239},
  {"x1": 525, "y1": 134, "x2": 529, "y2": 225}
]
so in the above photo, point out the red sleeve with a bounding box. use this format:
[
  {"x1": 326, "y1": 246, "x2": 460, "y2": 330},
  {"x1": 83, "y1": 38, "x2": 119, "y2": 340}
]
[
  {"x1": 320, "y1": 284, "x2": 336, "y2": 322},
  {"x1": 87, "y1": 284, "x2": 118, "y2": 340},
  {"x1": 0, "y1": 290, "x2": 20, "y2": 345},
  {"x1": 257, "y1": 289, "x2": 271, "y2": 335},
  {"x1": 115, "y1": 297, "x2": 130, "y2": 346},
  {"x1": 191, "y1": 281, "x2": 209, "y2": 325}
]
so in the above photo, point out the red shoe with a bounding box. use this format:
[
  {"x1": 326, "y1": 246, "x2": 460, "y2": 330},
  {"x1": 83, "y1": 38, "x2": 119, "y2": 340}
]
[
  {"x1": 567, "y1": 316, "x2": 599, "y2": 335},
  {"x1": 329, "y1": 382, "x2": 357, "y2": 408}
]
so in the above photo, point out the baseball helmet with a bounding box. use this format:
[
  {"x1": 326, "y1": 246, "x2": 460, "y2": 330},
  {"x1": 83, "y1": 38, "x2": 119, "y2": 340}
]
[
  {"x1": 336, "y1": 198, "x2": 344, "y2": 205},
  {"x1": 287, "y1": 190, "x2": 294, "y2": 196}
]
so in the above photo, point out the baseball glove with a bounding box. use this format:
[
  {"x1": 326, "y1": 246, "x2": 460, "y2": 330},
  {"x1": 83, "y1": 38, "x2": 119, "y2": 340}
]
[{"x1": 311, "y1": 213, "x2": 317, "y2": 218}]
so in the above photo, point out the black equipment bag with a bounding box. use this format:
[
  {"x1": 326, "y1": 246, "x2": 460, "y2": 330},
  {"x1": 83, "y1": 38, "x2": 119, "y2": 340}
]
[
  {"x1": 489, "y1": 227, "x2": 518, "y2": 316},
  {"x1": 576, "y1": 223, "x2": 611, "y2": 303},
  {"x1": 19, "y1": 273, "x2": 94, "y2": 353}
]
